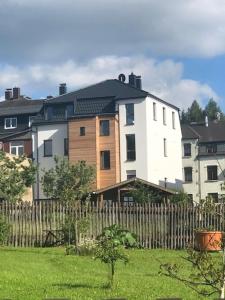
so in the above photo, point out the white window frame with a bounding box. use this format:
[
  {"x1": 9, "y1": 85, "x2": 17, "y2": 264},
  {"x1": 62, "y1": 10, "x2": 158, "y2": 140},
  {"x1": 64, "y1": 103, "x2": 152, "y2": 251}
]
[
  {"x1": 10, "y1": 141, "x2": 24, "y2": 156},
  {"x1": 4, "y1": 117, "x2": 17, "y2": 129},
  {"x1": 153, "y1": 102, "x2": 157, "y2": 121},
  {"x1": 172, "y1": 111, "x2": 175, "y2": 129},
  {"x1": 163, "y1": 138, "x2": 167, "y2": 157},
  {"x1": 163, "y1": 107, "x2": 166, "y2": 125}
]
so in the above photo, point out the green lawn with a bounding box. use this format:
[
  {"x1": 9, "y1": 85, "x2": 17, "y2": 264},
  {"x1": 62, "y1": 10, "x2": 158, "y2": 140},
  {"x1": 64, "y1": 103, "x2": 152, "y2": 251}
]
[{"x1": 0, "y1": 247, "x2": 217, "y2": 299}]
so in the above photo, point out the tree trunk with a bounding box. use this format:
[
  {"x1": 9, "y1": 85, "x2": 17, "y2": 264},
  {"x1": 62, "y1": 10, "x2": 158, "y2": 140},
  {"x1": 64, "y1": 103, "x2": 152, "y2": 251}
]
[{"x1": 111, "y1": 261, "x2": 115, "y2": 286}]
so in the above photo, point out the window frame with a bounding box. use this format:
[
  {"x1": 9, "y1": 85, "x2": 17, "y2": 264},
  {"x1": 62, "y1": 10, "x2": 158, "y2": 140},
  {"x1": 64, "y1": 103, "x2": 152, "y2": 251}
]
[
  {"x1": 80, "y1": 127, "x2": 85, "y2": 136},
  {"x1": 184, "y1": 143, "x2": 191, "y2": 157},
  {"x1": 163, "y1": 138, "x2": 167, "y2": 157},
  {"x1": 153, "y1": 102, "x2": 157, "y2": 121},
  {"x1": 206, "y1": 144, "x2": 217, "y2": 154},
  {"x1": 64, "y1": 138, "x2": 68, "y2": 156},
  {"x1": 44, "y1": 139, "x2": 53, "y2": 157},
  {"x1": 172, "y1": 111, "x2": 175, "y2": 129},
  {"x1": 125, "y1": 103, "x2": 134, "y2": 125},
  {"x1": 4, "y1": 117, "x2": 17, "y2": 129},
  {"x1": 207, "y1": 165, "x2": 218, "y2": 181},
  {"x1": 126, "y1": 134, "x2": 136, "y2": 161},
  {"x1": 100, "y1": 150, "x2": 110, "y2": 170},
  {"x1": 184, "y1": 167, "x2": 193, "y2": 182},
  {"x1": 100, "y1": 120, "x2": 110, "y2": 136},
  {"x1": 10, "y1": 141, "x2": 24, "y2": 156},
  {"x1": 163, "y1": 107, "x2": 166, "y2": 125}
]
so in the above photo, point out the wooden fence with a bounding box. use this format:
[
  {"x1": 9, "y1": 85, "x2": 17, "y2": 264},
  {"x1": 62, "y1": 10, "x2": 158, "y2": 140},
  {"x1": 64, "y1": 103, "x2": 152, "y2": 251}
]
[{"x1": 0, "y1": 201, "x2": 225, "y2": 249}]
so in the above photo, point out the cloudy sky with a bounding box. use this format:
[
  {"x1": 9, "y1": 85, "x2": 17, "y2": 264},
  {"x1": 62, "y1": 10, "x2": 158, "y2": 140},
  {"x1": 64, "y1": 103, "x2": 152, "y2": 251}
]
[{"x1": 0, "y1": 0, "x2": 225, "y2": 110}]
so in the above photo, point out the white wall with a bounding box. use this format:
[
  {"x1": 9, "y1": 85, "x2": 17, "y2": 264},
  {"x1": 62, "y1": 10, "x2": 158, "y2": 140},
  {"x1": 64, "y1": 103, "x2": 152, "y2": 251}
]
[
  {"x1": 118, "y1": 96, "x2": 183, "y2": 190},
  {"x1": 32, "y1": 123, "x2": 67, "y2": 199},
  {"x1": 182, "y1": 140, "x2": 225, "y2": 202}
]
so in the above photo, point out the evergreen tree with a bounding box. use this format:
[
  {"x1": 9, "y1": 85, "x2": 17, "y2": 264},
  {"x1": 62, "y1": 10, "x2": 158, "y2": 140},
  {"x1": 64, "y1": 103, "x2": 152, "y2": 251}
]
[
  {"x1": 204, "y1": 98, "x2": 224, "y2": 121},
  {"x1": 187, "y1": 100, "x2": 204, "y2": 123}
]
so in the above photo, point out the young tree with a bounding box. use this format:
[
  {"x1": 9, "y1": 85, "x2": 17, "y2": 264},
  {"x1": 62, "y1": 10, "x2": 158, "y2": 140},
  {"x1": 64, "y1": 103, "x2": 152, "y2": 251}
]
[
  {"x1": 41, "y1": 157, "x2": 95, "y2": 203},
  {"x1": 0, "y1": 151, "x2": 36, "y2": 202}
]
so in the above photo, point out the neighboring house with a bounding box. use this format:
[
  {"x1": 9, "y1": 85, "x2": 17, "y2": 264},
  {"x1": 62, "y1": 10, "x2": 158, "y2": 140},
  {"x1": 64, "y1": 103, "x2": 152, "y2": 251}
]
[
  {"x1": 32, "y1": 74, "x2": 183, "y2": 199},
  {"x1": 0, "y1": 87, "x2": 44, "y2": 158},
  {"x1": 181, "y1": 119, "x2": 225, "y2": 203}
]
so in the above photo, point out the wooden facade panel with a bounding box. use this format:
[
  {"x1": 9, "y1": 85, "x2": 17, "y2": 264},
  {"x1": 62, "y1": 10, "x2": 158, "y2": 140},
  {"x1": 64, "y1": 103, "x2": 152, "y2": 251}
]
[{"x1": 68, "y1": 115, "x2": 120, "y2": 190}]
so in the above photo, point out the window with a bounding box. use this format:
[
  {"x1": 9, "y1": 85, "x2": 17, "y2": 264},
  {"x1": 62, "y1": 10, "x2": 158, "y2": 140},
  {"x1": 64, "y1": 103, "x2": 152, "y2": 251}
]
[
  {"x1": 125, "y1": 103, "x2": 134, "y2": 125},
  {"x1": 100, "y1": 120, "x2": 110, "y2": 136},
  {"x1": 163, "y1": 107, "x2": 166, "y2": 125},
  {"x1": 44, "y1": 140, "x2": 52, "y2": 157},
  {"x1": 66, "y1": 104, "x2": 74, "y2": 118},
  {"x1": 163, "y1": 138, "x2": 167, "y2": 157},
  {"x1": 206, "y1": 144, "x2": 217, "y2": 153},
  {"x1": 126, "y1": 134, "x2": 136, "y2": 161},
  {"x1": 10, "y1": 141, "x2": 24, "y2": 156},
  {"x1": 172, "y1": 111, "x2": 175, "y2": 129},
  {"x1": 208, "y1": 193, "x2": 218, "y2": 203},
  {"x1": 4, "y1": 117, "x2": 17, "y2": 129},
  {"x1": 153, "y1": 102, "x2": 157, "y2": 120},
  {"x1": 64, "y1": 138, "x2": 68, "y2": 156},
  {"x1": 100, "y1": 151, "x2": 110, "y2": 170},
  {"x1": 184, "y1": 167, "x2": 192, "y2": 182},
  {"x1": 184, "y1": 143, "x2": 191, "y2": 157},
  {"x1": 188, "y1": 194, "x2": 193, "y2": 202},
  {"x1": 80, "y1": 127, "x2": 85, "y2": 136},
  {"x1": 207, "y1": 166, "x2": 218, "y2": 181},
  {"x1": 126, "y1": 170, "x2": 136, "y2": 180}
]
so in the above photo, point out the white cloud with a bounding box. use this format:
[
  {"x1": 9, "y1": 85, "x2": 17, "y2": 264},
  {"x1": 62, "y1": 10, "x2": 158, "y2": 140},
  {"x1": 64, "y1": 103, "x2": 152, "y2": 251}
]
[
  {"x1": 0, "y1": 0, "x2": 225, "y2": 62},
  {"x1": 0, "y1": 56, "x2": 219, "y2": 110}
]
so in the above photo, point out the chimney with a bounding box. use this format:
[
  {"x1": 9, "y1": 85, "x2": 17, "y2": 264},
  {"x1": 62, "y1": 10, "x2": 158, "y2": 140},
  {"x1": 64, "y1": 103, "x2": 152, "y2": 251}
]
[
  {"x1": 136, "y1": 75, "x2": 142, "y2": 89},
  {"x1": 128, "y1": 73, "x2": 142, "y2": 89},
  {"x1": 5, "y1": 89, "x2": 12, "y2": 100},
  {"x1": 13, "y1": 87, "x2": 20, "y2": 100},
  {"x1": 59, "y1": 83, "x2": 67, "y2": 95},
  {"x1": 205, "y1": 115, "x2": 209, "y2": 127}
]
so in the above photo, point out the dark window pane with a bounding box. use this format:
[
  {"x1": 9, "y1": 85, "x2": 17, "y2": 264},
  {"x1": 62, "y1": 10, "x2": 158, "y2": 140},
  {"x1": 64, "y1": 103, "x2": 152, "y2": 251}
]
[
  {"x1": 100, "y1": 120, "x2": 110, "y2": 136},
  {"x1": 64, "y1": 138, "x2": 68, "y2": 156},
  {"x1": 206, "y1": 144, "x2": 217, "y2": 153},
  {"x1": 126, "y1": 103, "x2": 134, "y2": 125},
  {"x1": 207, "y1": 166, "x2": 217, "y2": 180},
  {"x1": 11, "y1": 118, "x2": 17, "y2": 128},
  {"x1": 208, "y1": 193, "x2": 218, "y2": 203},
  {"x1": 80, "y1": 127, "x2": 85, "y2": 136},
  {"x1": 184, "y1": 143, "x2": 191, "y2": 157},
  {"x1": 44, "y1": 140, "x2": 52, "y2": 157},
  {"x1": 126, "y1": 135, "x2": 136, "y2": 161},
  {"x1": 184, "y1": 167, "x2": 192, "y2": 182},
  {"x1": 66, "y1": 104, "x2": 74, "y2": 117},
  {"x1": 100, "y1": 151, "x2": 110, "y2": 170}
]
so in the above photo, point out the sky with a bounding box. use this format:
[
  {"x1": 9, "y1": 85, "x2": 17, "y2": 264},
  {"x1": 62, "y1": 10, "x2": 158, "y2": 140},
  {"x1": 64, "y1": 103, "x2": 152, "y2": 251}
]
[{"x1": 0, "y1": 0, "x2": 225, "y2": 111}]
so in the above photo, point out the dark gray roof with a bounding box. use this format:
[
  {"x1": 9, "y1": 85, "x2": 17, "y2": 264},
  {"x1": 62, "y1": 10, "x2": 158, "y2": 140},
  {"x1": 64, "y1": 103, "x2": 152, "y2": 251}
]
[
  {"x1": 182, "y1": 122, "x2": 225, "y2": 143},
  {"x1": 46, "y1": 79, "x2": 179, "y2": 110},
  {"x1": 74, "y1": 97, "x2": 116, "y2": 116},
  {"x1": 0, "y1": 99, "x2": 44, "y2": 116}
]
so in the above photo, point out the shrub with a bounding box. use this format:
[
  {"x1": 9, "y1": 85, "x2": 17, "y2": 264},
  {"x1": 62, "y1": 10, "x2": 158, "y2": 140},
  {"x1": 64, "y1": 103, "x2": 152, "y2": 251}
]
[{"x1": 0, "y1": 215, "x2": 10, "y2": 245}]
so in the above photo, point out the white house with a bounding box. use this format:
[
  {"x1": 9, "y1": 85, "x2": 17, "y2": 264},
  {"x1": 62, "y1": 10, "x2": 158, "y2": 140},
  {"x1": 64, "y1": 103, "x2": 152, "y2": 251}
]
[{"x1": 182, "y1": 120, "x2": 225, "y2": 203}]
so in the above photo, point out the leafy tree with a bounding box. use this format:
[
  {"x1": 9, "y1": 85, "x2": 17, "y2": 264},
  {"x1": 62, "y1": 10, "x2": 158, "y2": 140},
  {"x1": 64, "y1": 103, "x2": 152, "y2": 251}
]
[
  {"x1": 0, "y1": 151, "x2": 36, "y2": 202},
  {"x1": 95, "y1": 224, "x2": 138, "y2": 286},
  {"x1": 204, "y1": 98, "x2": 224, "y2": 121},
  {"x1": 187, "y1": 100, "x2": 204, "y2": 123},
  {"x1": 41, "y1": 157, "x2": 95, "y2": 203}
]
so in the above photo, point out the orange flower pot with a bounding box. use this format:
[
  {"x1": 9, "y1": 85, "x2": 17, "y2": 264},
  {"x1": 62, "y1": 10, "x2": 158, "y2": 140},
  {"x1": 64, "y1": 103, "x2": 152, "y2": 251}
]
[{"x1": 195, "y1": 231, "x2": 223, "y2": 251}]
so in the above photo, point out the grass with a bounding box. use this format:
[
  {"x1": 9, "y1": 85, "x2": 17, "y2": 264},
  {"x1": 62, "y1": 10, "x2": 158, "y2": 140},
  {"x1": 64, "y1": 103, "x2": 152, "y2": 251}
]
[{"x1": 0, "y1": 247, "x2": 218, "y2": 299}]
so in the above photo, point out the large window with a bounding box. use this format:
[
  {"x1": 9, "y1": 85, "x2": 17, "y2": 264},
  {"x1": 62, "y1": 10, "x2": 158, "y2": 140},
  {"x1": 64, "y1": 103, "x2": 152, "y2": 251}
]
[
  {"x1": 100, "y1": 120, "x2": 110, "y2": 136},
  {"x1": 100, "y1": 151, "x2": 110, "y2": 170},
  {"x1": 10, "y1": 141, "x2": 24, "y2": 156},
  {"x1": 207, "y1": 166, "x2": 218, "y2": 181},
  {"x1": 184, "y1": 167, "x2": 192, "y2": 182},
  {"x1": 126, "y1": 134, "x2": 136, "y2": 161},
  {"x1": 64, "y1": 138, "x2": 68, "y2": 156},
  {"x1": 153, "y1": 102, "x2": 157, "y2": 121},
  {"x1": 4, "y1": 117, "x2": 17, "y2": 129},
  {"x1": 125, "y1": 103, "x2": 134, "y2": 125},
  {"x1": 184, "y1": 143, "x2": 191, "y2": 157},
  {"x1": 44, "y1": 140, "x2": 53, "y2": 157}
]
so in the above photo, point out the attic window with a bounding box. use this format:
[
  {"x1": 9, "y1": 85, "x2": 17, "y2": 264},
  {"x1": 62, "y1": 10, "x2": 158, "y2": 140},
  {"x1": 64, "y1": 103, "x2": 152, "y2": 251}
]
[{"x1": 4, "y1": 117, "x2": 17, "y2": 129}]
